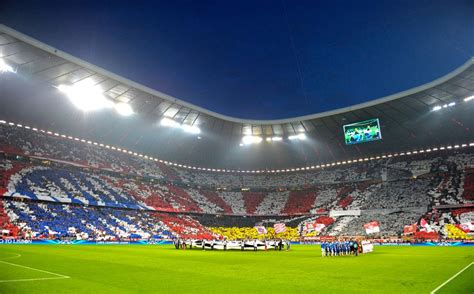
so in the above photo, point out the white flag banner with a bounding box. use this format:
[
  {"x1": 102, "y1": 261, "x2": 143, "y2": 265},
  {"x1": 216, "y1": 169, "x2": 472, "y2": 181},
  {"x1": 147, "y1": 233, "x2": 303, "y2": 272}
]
[{"x1": 363, "y1": 221, "x2": 380, "y2": 234}]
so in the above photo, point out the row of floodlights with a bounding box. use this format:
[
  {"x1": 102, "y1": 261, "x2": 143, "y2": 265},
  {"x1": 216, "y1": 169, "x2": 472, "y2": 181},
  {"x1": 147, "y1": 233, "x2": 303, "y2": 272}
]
[
  {"x1": 57, "y1": 82, "x2": 134, "y2": 116},
  {"x1": 1, "y1": 59, "x2": 200, "y2": 134},
  {"x1": 2, "y1": 119, "x2": 473, "y2": 175},
  {"x1": 432, "y1": 95, "x2": 474, "y2": 112},
  {"x1": 0, "y1": 59, "x2": 135, "y2": 116},
  {"x1": 241, "y1": 133, "x2": 306, "y2": 146},
  {"x1": 59, "y1": 84, "x2": 201, "y2": 134}
]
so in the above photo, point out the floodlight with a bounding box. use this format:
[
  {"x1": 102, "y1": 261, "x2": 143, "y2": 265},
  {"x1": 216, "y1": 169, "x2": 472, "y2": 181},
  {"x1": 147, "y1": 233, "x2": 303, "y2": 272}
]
[
  {"x1": 115, "y1": 103, "x2": 134, "y2": 116},
  {"x1": 448, "y1": 102, "x2": 456, "y2": 107},
  {"x1": 181, "y1": 124, "x2": 201, "y2": 134},
  {"x1": 160, "y1": 117, "x2": 179, "y2": 127},
  {"x1": 464, "y1": 96, "x2": 474, "y2": 102},
  {"x1": 58, "y1": 82, "x2": 113, "y2": 111},
  {"x1": 0, "y1": 59, "x2": 14, "y2": 73},
  {"x1": 242, "y1": 136, "x2": 262, "y2": 145},
  {"x1": 432, "y1": 106, "x2": 442, "y2": 112},
  {"x1": 288, "y1": 133, "x2": 306, "y2": 140},
  {"x1": 271, "y1": 136, "x2": 283, "y2": 141}
]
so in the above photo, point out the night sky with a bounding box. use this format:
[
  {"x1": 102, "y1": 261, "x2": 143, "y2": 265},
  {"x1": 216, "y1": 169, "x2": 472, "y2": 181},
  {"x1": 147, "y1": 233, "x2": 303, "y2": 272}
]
[{"x1": 1, "y1": 0, "x2": 473, "y2": 120}]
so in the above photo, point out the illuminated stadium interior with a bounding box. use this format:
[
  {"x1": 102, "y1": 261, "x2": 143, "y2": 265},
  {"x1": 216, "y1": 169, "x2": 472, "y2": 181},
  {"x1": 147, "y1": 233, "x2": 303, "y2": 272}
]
[{"x1": 0, "y1": 21, "x2": 473, "y2": 293}]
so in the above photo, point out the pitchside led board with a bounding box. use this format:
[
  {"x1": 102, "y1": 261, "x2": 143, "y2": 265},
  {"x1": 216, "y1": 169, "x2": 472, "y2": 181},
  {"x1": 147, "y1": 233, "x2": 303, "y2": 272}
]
[{"x1": 343, "y1": 118, "x2": 382, "y2": 145}]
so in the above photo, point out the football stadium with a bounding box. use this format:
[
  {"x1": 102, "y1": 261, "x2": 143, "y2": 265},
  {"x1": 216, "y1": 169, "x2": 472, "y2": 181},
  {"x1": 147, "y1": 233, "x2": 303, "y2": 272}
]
[{"x1": 0, "y1": 2, "x2": 474, "y2": 293}]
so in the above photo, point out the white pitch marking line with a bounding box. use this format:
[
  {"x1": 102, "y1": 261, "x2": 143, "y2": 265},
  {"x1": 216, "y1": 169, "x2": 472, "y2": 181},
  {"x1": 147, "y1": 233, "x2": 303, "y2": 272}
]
[
  {"x1": 430, "y1": 262, "x2": 473, "y2": 294},
  {"x1": 0, "y1": 277, "x2": 69, "y2": 283},
  {"x1": 0, "y1": 253, "x2": 21, "y2": 261},
  {"x1": 0, "y1": 260, "x2": 70, "y2": 279}
]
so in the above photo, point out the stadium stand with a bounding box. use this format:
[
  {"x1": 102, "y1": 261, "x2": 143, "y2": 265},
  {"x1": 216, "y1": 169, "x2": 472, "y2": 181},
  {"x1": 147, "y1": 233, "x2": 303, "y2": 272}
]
[{"x1": 0, "y1": 123, "x2": 473, "y2": 240}]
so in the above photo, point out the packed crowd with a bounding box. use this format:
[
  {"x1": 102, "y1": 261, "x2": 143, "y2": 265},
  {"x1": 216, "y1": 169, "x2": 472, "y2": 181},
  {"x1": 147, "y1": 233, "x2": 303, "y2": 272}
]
[
  {"x1": 0, "y1": 123, "x2": 473, "y2": 240},
  {"x1": 2, "y1": 123, "x2": 469, "y2": 189},
  {"x1": 1, "y1": 199, "x2": 213, "y2": 240}
]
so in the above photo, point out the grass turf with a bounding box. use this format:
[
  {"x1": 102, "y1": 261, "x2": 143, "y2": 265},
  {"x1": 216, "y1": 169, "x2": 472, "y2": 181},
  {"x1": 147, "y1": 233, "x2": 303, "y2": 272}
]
[{"x1": 0, "y1": 245, "x2": 472, "y2": 293}]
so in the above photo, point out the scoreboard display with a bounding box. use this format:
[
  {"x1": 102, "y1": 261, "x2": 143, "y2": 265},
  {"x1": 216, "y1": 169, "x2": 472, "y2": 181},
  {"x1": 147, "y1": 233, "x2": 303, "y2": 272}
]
[{"x1": 343, "y1": 118, "x2": 382, "y2": 145}]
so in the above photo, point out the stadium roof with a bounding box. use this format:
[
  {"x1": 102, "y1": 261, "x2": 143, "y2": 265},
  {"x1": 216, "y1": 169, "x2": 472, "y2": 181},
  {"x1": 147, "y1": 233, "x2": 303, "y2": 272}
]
[{"x1": 1, "y1": 24, "x2": 474, "y2": 170}]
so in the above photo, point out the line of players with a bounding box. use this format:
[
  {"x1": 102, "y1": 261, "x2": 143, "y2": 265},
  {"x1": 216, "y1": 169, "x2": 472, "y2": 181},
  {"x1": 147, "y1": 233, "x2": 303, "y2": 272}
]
[{"x1": 321, "y1": 240, "x2": 360, "y2": 257}]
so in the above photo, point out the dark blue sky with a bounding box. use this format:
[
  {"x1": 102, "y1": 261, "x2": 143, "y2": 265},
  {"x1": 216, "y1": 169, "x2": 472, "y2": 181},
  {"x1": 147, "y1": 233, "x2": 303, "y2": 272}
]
[{"x1": 1, "y1": 0, "x2": 474, "y2": 119}]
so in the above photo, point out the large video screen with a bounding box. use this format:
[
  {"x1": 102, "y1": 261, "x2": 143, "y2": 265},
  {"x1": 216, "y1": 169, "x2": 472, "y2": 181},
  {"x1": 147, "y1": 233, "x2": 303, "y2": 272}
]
[{"x1": 343, "y1": 118, "x2": 382, "y2": 145}]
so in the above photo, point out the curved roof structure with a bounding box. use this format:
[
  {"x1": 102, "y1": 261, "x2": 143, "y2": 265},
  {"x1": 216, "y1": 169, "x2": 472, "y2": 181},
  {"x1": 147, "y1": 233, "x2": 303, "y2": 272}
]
[{"x1": 1, "y1": 24, "x2": 473, "y2": 170}]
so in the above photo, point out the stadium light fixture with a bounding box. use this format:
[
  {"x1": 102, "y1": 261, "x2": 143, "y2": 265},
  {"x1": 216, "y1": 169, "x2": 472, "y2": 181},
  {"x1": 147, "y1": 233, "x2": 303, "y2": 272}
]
[
  {"x1": 266, "y1": 136, "x2": 283, "y2": 142},
  {"x1": 115, "y1": 102, "x2": 134, "y2": 116},
  {"x1": 161, "y1": 117, "x2": 201, "y2": 134},
  {"x1": 181, "y1": 124, "x2": 201, "y2": 134},
  {"x1": 288, "y1": 133, "x2": 306, "y2": 140},
  {"x1": 58, "y1": 83, "x2": 113, "y2": 112},
  {"x1": 160, "y1": 117, "x2": 180, "y2": 128},
  {"x1": 242, "y1": 135, "x2": 262, "y2": 145},
  {"x1": 0, "y1": 59, "x2": 14, "y2": 73},
  {"x1": 271, "y1": 136, "x2": 283, "y2": 141},
  {"x1": 464, "y1": 95, "x2": 474, "y2": 102},
  {"x1": 432, "y1": 106, "x2": 442, "y2": 112}
]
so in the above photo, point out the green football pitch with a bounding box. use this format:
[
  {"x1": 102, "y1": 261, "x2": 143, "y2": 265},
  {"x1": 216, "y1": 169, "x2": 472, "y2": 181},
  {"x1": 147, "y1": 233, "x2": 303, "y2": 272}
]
[{"x1": 0, "y1": 245, "x2": 472, "y2": 293}]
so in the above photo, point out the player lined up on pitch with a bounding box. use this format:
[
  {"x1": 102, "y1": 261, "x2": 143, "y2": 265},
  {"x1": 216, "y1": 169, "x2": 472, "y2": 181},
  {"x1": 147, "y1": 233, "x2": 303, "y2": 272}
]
[{"x1": 321, "y1": 240, "x2": 360, "y2": 257}]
